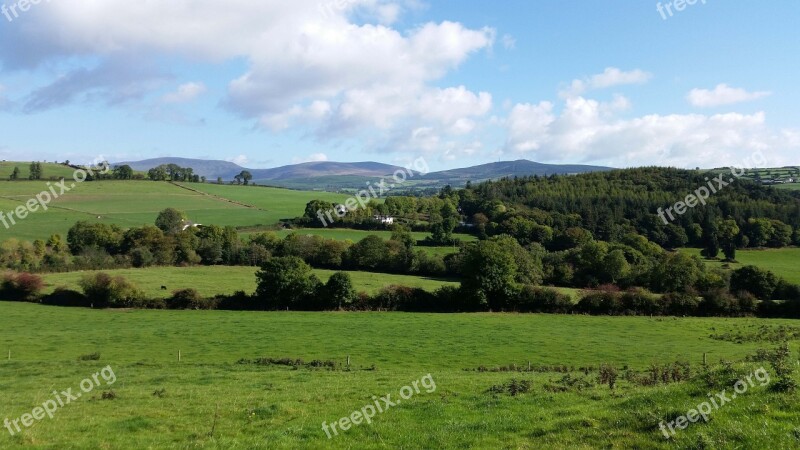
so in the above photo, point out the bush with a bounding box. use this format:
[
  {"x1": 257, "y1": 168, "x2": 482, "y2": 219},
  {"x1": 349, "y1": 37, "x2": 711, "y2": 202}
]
[
  {"x1": 216, "y1": 290, "x2": 251, "y2": 311},
  {"x1": 40, "y1": 287, "x2": 90, "y2": 307},
  {"x1": 576, "y1": 289, "x2": 622, "y2": 315},
  {"x1": 370, "y1": 285, "x2": 433, "y2": 311},
  {"x1": 77, "y1": 273, "x2": 146, "y2": 308},
  {"x1": 662, "y1": 292, "x2": 700, "y2": 316},
  {"x1": 515, "y1": 285, "x2": 573, "y2": 313},
  {"x1": 1, "y1": 272, "x2": 44, "y2": 301},
  {"x1": 730, "y1": 266, "x2": 778, "y2": 300},
  {"x1": 699, "y1": 289, "x2": 741, "y2": 316},
  {"x1": 167, "y1": 288, "x2": 209, "y2": 309},
  {"x1": 620, "y1": 288, "x2": 661, "y2": 315}
]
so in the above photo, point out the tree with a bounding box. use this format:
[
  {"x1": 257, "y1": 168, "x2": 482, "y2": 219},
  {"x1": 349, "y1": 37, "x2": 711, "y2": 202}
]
[
  {"x1": 255, "y1": 257, "x2": 322, "y2": 310},
  {"x1": 155, "y1": 208, "x2": 187, "y2": 235},
  {"x1": 323, "y1": 272, "x2": 357, "y2": 309},
  {"x1": 239, "y1": 171, "x2": 253, "y2": 186},
  {"x1": 730, "y1": 266, "x2": 778, "y2": 299},
  {"x1": 28, "y1": 162, "x2": 42, "y2": 180},
  {"x1": 717, "y1": 218, "x2": 740, "y2": 261},
  {"x1": 112, "y1": 165, "x2": 134, "y2": 180},
  {"x1": 650, "y1": 252, "x2": 703, "y2": 293},
  {"x1": 701, "y1": 219, "x2": 720, "y2": 259},
  {"x1": 461, "y1": 240, "x2": 519, "y2": 310},
  {"x1": 9, "y1": 166, "x2": 20, "y2": 181},
  {"x1": 66, "y1": 221, "x2": 124, "y2": 254}
]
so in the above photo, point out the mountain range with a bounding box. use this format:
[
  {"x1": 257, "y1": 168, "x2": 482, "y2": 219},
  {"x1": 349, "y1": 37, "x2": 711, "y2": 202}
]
[{"x1": 115, "y1": 157, "x2": 613, "y2": 191}]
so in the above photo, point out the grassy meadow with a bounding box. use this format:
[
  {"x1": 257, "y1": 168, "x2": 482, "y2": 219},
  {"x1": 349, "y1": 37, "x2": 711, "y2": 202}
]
[
  {"x1": 40, "y1": 266, "x2": 461, "y2": 298},
  {"x1": 0, "y1": 181, "x2": 385, "y2": 242},
  {"x1": 1, "y1": 302, "x2": 798, "y2": 448},
  {"x1": 681, "y1": 247, "x2": 800, "y2": 284}
]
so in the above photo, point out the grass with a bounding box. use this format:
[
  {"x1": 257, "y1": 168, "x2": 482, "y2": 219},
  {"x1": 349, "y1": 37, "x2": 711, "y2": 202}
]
[
  {"x1": 0, "y1": 162, "x2": 78, "y2": 180},
  {"x1": 681, "y1": 247, "x2": 800, "y2": 284},
  {"x1": 41, "y1": 266, "x2": 460, "y2": 297},
  {"x1": 0, "y1": 181, "x2": 353, "y2": 242},
  {"x1": 0, "y1": 302, "x2": 798, "y2": 448}
]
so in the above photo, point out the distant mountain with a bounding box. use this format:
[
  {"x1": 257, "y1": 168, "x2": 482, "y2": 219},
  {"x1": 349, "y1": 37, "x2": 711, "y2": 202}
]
[
  {"x1": 423, "y1": 160, "x2": 613, "y2": 182},
  {"x1": 249, "y1": 161, "x2": 404, "y2": 181},
  {"x1": 114, "y1": 157, "x2": 614, "y2": 191},
  {"x1": 116, "y1": 158, "x2": 246, "y2": 180},
  {"x1": 114, "y1": 158, "x2": 405, "y2": 182}
]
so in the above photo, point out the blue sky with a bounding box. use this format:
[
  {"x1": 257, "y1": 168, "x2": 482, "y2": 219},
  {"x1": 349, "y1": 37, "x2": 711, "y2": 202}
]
[{"x1": 0, "y1": 0, "x2": 798, "y2": 171}]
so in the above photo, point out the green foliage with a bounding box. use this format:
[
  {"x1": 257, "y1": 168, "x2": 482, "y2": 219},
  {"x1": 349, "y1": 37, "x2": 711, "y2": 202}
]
[
  {"x1": 731, "y1": 265, "x2": 779, "y2": 299},
  {"x1": 255, "y1": 257, "x2": 321, "y2": 310},
  {"x1": 155, "y1": 208, "x2": 187, "y2": 234},
  {"x1": 322, "y1": 272, "x2": 357, "y2": 309},
  {"x1": 77, "y1": 273, "x2": 145, "y2": 308}
]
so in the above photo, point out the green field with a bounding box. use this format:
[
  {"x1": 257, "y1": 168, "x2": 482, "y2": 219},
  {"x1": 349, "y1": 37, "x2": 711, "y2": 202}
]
[
  {"x1": 681, "y1": 247, "x2": 800, "y2": 284},
  {"x1": 41, "y1": 266, "x2": 460, "y2": 298},
  {"x1": 1, "y1": 302, "x2": 798, "y2": 448},
  {"x1": 271, "y1": 228, "x2": 474, "y2": 243},
  {"x1": 0, "y1": 162, "x2": 78, "y2": 180},
  {"x1": 0, "y1": 181, "x2": 355, "y2": 242}
]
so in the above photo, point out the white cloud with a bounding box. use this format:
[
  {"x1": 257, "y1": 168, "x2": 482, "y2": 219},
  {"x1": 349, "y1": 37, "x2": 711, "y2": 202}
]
[
  {"x1": 0, "y1": 1, "x2": 496, "y2": 157},
  {"x1": 227, "y1": 154, "x2": 249, "y2": 166},
  {"x1": 687, "y1": 83, "x2": 772, "y2": 108},
  {"x1": 293, "y1": 153, "x2": 329, "y2": 163},
  {"x1": 563, "y1": 67, "x2": 652, "y2": 97},
  {"x1": 501, "y1": 34, "x2": 516, "y2": 50},
  {"x1": 162, "y1": 82, "x2": 207, "y2": 104},
  {"x1": 504, "y1": 94, "x2": 797, "y2": 168}
]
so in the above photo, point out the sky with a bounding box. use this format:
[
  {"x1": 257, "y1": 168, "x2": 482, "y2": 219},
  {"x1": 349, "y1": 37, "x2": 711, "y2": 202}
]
[{"x1": 0, "y1": 0, "x2": 798, "y2": 171}]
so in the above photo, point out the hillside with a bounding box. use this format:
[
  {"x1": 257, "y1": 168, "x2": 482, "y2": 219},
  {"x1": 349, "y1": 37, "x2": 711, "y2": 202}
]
[
  {"x1": 115, "y1": 158, "x2": 616, "y2": 191},
  {"x1": 423, "y1": 160, "x2": 612, "y2": 183},
  {"x1": 0, "y1": 180, "x2": 349, "y2": 241}
]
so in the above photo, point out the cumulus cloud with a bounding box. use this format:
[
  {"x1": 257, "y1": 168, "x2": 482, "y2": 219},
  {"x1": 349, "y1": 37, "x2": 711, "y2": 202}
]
[
  {"x1": 227, "y1": 154, "x2": 249, "y2": 166},
  {"x1": 687, "y1": 83, "x2": 772, "y2": 108},
  {"x1": 293, "y1": 153, "x2": 329, "y2": 163},
  {"x1": 0, "y1": 0, "x2": 495, "y2": 156},
  {"x1": 562, "y1": 67, "x2": 652, "y2": 97},
  {"x1": 503, "y1": 94, "x2": 797, "y2": 168},
  {"x1": 162, "y1": 82, "x2": 207, "y2": 104}
]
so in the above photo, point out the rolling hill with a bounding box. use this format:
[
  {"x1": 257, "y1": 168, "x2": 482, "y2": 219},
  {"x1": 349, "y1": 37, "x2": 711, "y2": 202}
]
[{"x1": 115, "y1": 158, "x2": 615, "y2": 191}]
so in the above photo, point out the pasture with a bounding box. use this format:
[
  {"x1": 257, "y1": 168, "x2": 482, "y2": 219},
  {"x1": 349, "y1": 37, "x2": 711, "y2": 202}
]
[
  {"x1": 681, "y1": 247, "x2": 800, "y2": 284},
  {"x1": 0, "y1": 302, "x2": 798, "y2": 448},
  {"x1": 0, "y1": 181, "x2": 357, "y2": 242},
  {"x1": 41, "y1": 266, "x2": 461, "y2": 298}
]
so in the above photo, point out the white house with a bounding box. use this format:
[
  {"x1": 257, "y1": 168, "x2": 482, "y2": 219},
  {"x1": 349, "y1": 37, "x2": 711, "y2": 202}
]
[{"x1": 374, "y1": 215, "x2": 395, "y2": 225}]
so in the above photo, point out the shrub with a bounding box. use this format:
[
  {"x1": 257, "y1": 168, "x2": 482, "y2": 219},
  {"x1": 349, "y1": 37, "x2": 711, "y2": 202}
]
[
  {"x1": 769, "y1": 342, "x2": 797, "y2": 393},
  {"x1": 167, "y1": 288, "x2": 205, "y2": 309},
  {"x1": 730, "y1": 266, "x2": 778, "y2": 300},
  {"x1": 40, "y1": 287, "x2": 90, "y2": 307},
  {"x1": 78, "y1": 273, "x2": 146, "y2": 308},
  {"x1": 516, "y1": 285, "x2": 573, "y2": 313},
  {"x1": 662, "y1": 292, "x2": 700, "y2": 316},
  {"x1": 576, "y1": 289, "x2": 622, "y2": 315},
  {"x1": 620, "y1": 288, "x2": 661, "y2": 315},
  {"x1": 699, "y1": 289, "x2": 741, "y2": 316},
  {"x1": 370, "y1": 285, "x2": 433, "y2": 311},
  {"x1": 216, "y1": 290, "x2": 251, "y2": 311},
  {"x1": 1, "y1": 272, "x2": 44, "y2": 301}
]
